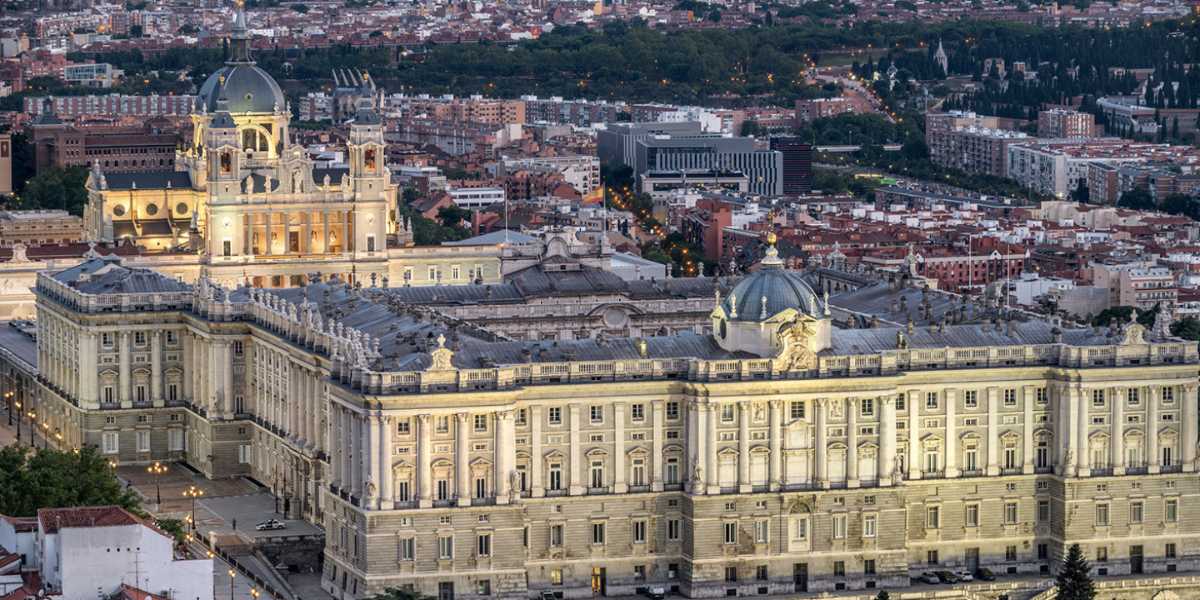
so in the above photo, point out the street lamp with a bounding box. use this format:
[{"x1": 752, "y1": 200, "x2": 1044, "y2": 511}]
[
  {"x1": 5, "y1": 391, "x2": 12, "y2": 426},
  {"x1": 228, "y1": 569, "x2": 236, "y2": 600},
  {"x1": 13, "y1": 400, "x2": 20, "y2": 441},
  {"x1": 26, "y1": 411, "x2": 35, "y2": 448},
  {"x1": 183, "y1": 485, "x2": 204, "y2": 531},
  {"x1": 147, "y1": 461, "x2": 167, "y2": 506},
  {"x1": 250, "y1": 588, "x2": 260, "y2": 600}
]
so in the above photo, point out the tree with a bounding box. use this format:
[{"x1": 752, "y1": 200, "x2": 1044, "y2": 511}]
[
  {"x1": 1069, "y1": 182, "x2": 1089, "y2": 204},
  {"x1": 874, "y1": 592, "x2": 891, "y2": 600},
  {"x1": 1055, "y1": 544, "x2": 1096, "y2": 600},
  {"x1": 1171, "y1": 317, "x2": 1200, "y2": 340},
  {"x1": 1117, "y1": 187, "x2": 1155, "y2": 211},
  {"x1": 129, "y1": 24, "x2": 144, "y2": 38},
  {"x1": 16, "y1": 166, "x2": 89, "y2": 215},
  {"x1": 0, "y1": 446, "x2": 141, "y2": 518}
]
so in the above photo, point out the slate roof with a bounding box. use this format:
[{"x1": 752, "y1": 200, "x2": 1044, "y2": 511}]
[
  {"x1": 50, "y1": 257, "x2": 190, "y2": 295},
  {"x1": 103, "y1": 171, "x2": 193, "y2": 191}
]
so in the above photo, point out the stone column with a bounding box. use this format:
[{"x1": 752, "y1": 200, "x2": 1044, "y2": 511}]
[
  {"x1": 417, "y1": 414, "x2": 433, "y2": 507},
  {"x1": 652, "y1": 400, "x2": 665, "y2": 491},
  {"x1": 687, "y1": 400, "x2": 701, "y2": 493},
  {"x1": 847, "y1": 398, "x2": 860, "y2": 487},
  {"x1": 118, "y1": 332, "x2": 131, "y2": 407},
  {"x1": 1184, "y1": 384, "x2": 1198, "y2": 472},
  {"x1": 150, "y1": 332, "x2": 163, "y2": 406},
  {"x1": 815, "y1": 398, "x2": 828, "y2": 488},
  {"x1": 568, "y1": 404, "x2": 583, "y2": 495},
  {"x1": 342, "y1": 210, "x2": 351, "y2": 254},
  {"x1": 880, "y1": 395, "x2": 896, "y2": 486},
  {"x1": 1112, "y1": 388, "x2": 1126, "y2": 476},
  {"x1": 219, "y1": 342, "x2": 234, "y2": 418},
  {"x1": 1077, "y1": 387, "x2": 1091, "y2": 477},
  {"x1": 908, "y1": 391, "x2": 921, "y2": 479},
  {"x1": 456, "y1": 412, "x2": 472, "y2": 506},
  {"x1": 1023, "y1": 386, "x2": 1035, "y2": 474},
  {"x1": 705, "y1": 403, "x2": 719, "y2": 494},
  {"x1": 737, "y1": 402, "x2": 751, "y2": 493},
  {"x1": 350, "y1": 414, "x2": 362, "y2": 498},
  {"x1": 366, "y1": 410, "x2": 380, "y2": 508},
  {"x1": 768, "y1": 399, "x2": 783, "y2": 491},
  {"x1": 944, "y1": 389, "x2": 958, "y2": 478},
  {"x1": 263, "y1": 212, "x2": 273, "y2": 256},
  {"x1": 986, "y1": 386, "x2": 999, "y2": 476},
  {"x1": 182, "y1": 333, "x2": 194, "y2": 402},
  {"x1": 342, "y1": 409, "x2": 354, "y2": 492},
  {"x1": 614, "y1": 403, "x2": 627, "y2": 494},
  {"x1": 330, "y1": 405, "x2": 342, "y2": 489},
  {"x1": 531, "y1": 405, "x2": 544, "y2": 497},
  {"x1": 322, "y1": 211, "x2": 330, "y2": 253},
  {"x1": 1147, "y1": 386, "x2": 1160, "y2": 474},
  {"x1": 496, "y1": 410, "x2": 516, "y2": 503}
]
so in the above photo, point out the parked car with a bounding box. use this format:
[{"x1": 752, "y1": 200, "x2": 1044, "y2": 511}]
[
  {"x1": 539, "y1": 592, "x2": 558, "y2": 600},
  {"x1": 953, "y1": 570, "x2": 974, "y2": 582},
  {"x1": 644, "y1": 587, "x2": 666, "y2": 600},
  {"x1": 974, "y1": 568, "x2": 996, "y2": 581},
  {"x1": 918, "y1": 572, "x2": 941, "y2": 584},
  {"x1": 255, "y1": 519, "x2": 286, "y2": 531},
  {"x1": 935, "y1": 571, "x2": 959, "y2": 584}
]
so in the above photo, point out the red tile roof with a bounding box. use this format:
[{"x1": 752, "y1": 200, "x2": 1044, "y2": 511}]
[{"x1": 37, "y1": 506, "x2": 140, "y2": 534}]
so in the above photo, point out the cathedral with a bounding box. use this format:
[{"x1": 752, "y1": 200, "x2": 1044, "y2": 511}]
[{"x1": 79, "y1": 4, "x2": 411, "y2": 289}]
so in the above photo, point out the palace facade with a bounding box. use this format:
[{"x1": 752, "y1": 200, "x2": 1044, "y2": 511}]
[{"x1": 11, "y1": 236, "x2": 1200, "y2": 600}]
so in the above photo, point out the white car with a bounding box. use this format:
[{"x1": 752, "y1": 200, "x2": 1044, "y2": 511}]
[
  {"x1": 255, "y1": 519, "x2": 286, "y2": 531},
  {"x1": 953, "y1": 570, "x2": 974, "y2": 582}
]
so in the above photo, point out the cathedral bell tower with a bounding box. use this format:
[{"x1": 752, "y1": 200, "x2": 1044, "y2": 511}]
[
  {"x1": 346, "y1": 101, "x2": 390, "y2": 256},
  {"x1": 205, "y1": 109, "x2": 241, "y2": 198}
]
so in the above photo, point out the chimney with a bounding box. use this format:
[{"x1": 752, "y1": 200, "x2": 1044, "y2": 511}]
[{"x1": 472, "y1": 209, "x2": 482, "y2": 236}]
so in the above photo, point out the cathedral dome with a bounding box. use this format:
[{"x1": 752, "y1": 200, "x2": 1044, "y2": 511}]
[
  {"x1": 198, "y1": 64, "x2": 285, "y2": 115},
  {"x1": 720, "y1": 235, "x2": 825, "y2": 322}
]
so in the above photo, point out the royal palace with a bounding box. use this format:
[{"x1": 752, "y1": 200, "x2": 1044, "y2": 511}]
[{"x1": 0, "y1": 229, "x2": 1196, "y2": 600}]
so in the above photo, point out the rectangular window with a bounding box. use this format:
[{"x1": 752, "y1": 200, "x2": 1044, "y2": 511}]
[
  {"x1": 667, "y1": 519, "x2": 680, "y2": 541},
  {"x1": 864, "y1": 559, "x2": 876, "y2": 576},
  {"x1": 833, "y1": 561, "x2": 845, "y2": 577},
  {"x1": 438, "y1": 536, "x2": 454, "y2": 559},
  {"x1": 1006, "y1": 546, "x2": 1018, "y2": 561},
  {"x1": 167, "y1": 384, "x2": 178, "y2": 402},
  {"x1": 965, "y1": 504, "x2": 979, "y2": 528},
  {"x1": 832, "y1": 515, "x2": 847, "y2": 539},
  {"x1": 666, "y1": 401, "x2": 680, "y2": 420},
  {"x1": 436, "y1": 479, "x2": 449, "y2": 501},
  {"x1": 863, "y1": 515, "x2": 876, "y2": 538},
  {"x1": 1128, "y1": 388, "x2": 1140, "y2": 406},
  {"x1": 1096, "y1": 504, "x2": 1109, "y2": 526},
  {"x1": 1004, "y1": 389, "x2": 1017, "y2": 406},
  {"x1": 548, "y1": 464, "x2": 562, "y2": 490},
  {"x1": 927, "y1": 550, "x2": 939, "y2": 565},
  {"x1": 756, "y1": 565, "x2": 768, "y2": 581},
  {"x1": 1166, "y1": 543, "x2": 1177, "y2": 559},
  {"x1": 136, "y1": 430, "x2": 150, "y2": 453},
  {"x1": 474, "y1": 414, "x2": 488, "y2": 432},
  {"x1": 592, "y1": 522, "x2": 606, "y2": 545},
  {"x1": 223, "y1": 239, "x2": 232, "y2": 257},
  {"x1": 724, "y1": 522, "x2": 738, "y2": 544},
  {"x1": 1166, "y1": 499, "x2": 1179, "y2": 523},
  {"x1": 631, "y1": 403, "x2": 644, "y2": 421},
  {"x1": 754, "y1": 519, "x2": 769, "y2": 544},
  {"x1": 896, "y1": 395, "x2": 906, "y2": 411},
  {"x1": 1036, "y1": 388, "x2": 1048, "y2": 405},
  {"x1": 860, "y1": 398, "x2": 874, "y2": 417},
  {"x1": 964, "y1": 390, "x2": 978, "y2": 408},
  {"x1": 926, "y1": 392, "x2": 938, "y2": 409},
  {"x1": 1092, "y1": 389, "x2": 1105, "y2": 407},
  {"x1": 102, "y1": 432, "x2": 119, "y2": 454},
  {"x1": 476, "y1": 534, "x2": 491, "y2": 557},
  {"x1": 134, "y1": 331, "x2": 146, "y2": 346},
  {"x1": 725, "y1": 567, "x2": 737, "y2": 583},
  {"x1": 397, "y1": 419, "x2": 411, "y2": 434},
  {"x1": 397, "y1": 481, "x2": 410, "y2": 502},
  {"x1": 400, "y1": 538, "x2": 414, "y2": 561},
  {"x1": 633, "y1": 520, "x2": 647, "y2": 544},
  {"x1": 168, "y1": 429, "x2": 183, "y2": 451},
  {"x1": 1038, "y1": 500, "x2": 1050, "y2": 523},
  {"x1": 927, "y1": 506, "x2": 940, "y2": 529},
  {"x1": 1130, "y1": 501, "x2": 1144, "y2": 524},
  {"x1": 590, "y1": 405, "x2": 603, "y2": 423},
  {"x1": 590, "y1": 461, "x2": 604, "y2": 488},
  {"x1": 548, "y1": 407, "x2": 562, "y2": 424},
  {"x1": 436, "y1": 416, "x2": 449, "y2": 433},
  {"x1": 1096, "y1": 547, "x2": 1107, "y2": 562},
  {"x1": 721, "y1": 404, "x2": 735, "y2": 422},
  {"x1": 367, "y1": 235, "x2": 376, "y2": 253},
  {"x1": 550, "y1": 524, "x2": 564, "y2": 547},
  {"x1": 666, "y1": 458, "x2": 679, "y2": 484},
  {"x1": 1005, "y1": 502, "x2": 1019, "y2": 525},
  {"x1": 1164, "y1": 387, "x2": 1175, "y2": 403},
  {"x1": 782, "y1": 401, "x2": 801, "y2": 422},
  {"x1": 549, "y1": 569, "x2": 562, "y2": 586}
]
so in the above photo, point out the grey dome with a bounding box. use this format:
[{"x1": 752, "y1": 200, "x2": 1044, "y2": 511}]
[
  {"x1": 197, "y1": 64, "x2": 285, "y2": 114},
  {"x1": 722, "y1": 267, "x2": 824, "y2": 322}
]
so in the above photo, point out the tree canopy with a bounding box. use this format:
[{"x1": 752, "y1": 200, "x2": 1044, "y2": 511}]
[
  {"x1": 0, "y1": 445, "x2": 141, "y2": 517},
  {"x1": 1055, "y1": 544, "x2": 1096, "y2": 600}
]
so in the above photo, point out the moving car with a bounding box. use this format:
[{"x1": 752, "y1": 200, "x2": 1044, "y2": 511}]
[
  {"x1": 918, "y1": 572, "x2": 940, "y2": 584},
  {"x1": 974, "y1": 568, "x2": 996, "y2": 581},
  {"x1": 255, "y1": 519, "x2": 286, "y2": 531}
]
